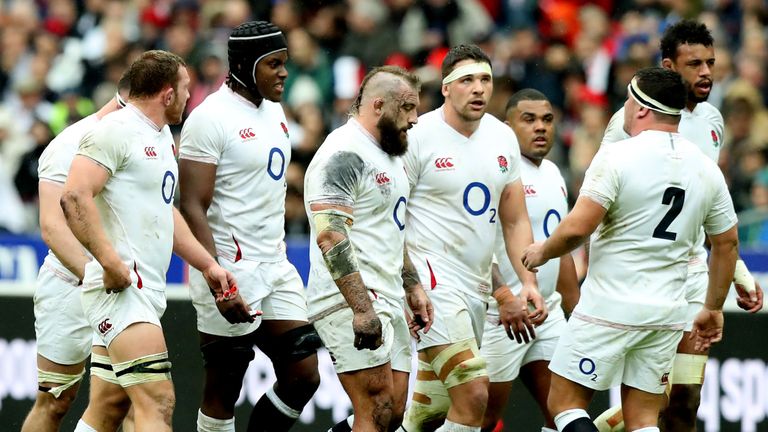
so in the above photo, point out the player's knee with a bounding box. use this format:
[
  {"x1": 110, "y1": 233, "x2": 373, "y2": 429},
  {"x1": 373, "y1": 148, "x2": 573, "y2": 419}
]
[
  {"x1": 371, "y1": 392, "x2": 394, "y2": 431},
  {"x1": 37, "y1": 390, "x2": 76, "y2": 419},
  {"x1": 276, "y1": 355, "x2": 320, "y2": 402},
  {"x1": 457, "y1": 380, "x2": 489, "y2": 414},
  {"x1": 91, "y1": 388, "x2": 131, "y2": 421}
]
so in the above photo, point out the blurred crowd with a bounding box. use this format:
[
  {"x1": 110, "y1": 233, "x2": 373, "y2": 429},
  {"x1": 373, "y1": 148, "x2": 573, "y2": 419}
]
[{"x1": 1, "y1": 0, "x2": 767, "y2": 247}]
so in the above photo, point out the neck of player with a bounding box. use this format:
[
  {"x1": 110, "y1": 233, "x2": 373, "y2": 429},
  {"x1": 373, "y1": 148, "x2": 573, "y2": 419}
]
[
  {"x1": 522, "y1": 154, "x2": 542, "y2": 167},
  {"x1": 129, "y1": 99, "x2": 167, "y2": 131},
  {"x1": 442, "y1": 104, "x2": 481, "y2": 138}
]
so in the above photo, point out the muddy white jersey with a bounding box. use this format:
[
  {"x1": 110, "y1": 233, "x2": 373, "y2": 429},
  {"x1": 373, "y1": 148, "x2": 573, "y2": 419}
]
[
  {"x1": 77, "y1": 105, "x2": 178, "y2": 291},
  {"x1": 489, "y1": 158, "x2": 568, "y2": 316},
  {"x1": 602, "y1": 102, "x2": 724, "y2": 273},
  {"x1": 305, "y1": 118, "x2": 410, "y2": 316},
  {"x1": 38, "y1": 114, "x2": 99, "y2": 279},
  {"x1": 179, "y1": 84, "x2": 291, "y2": 262},
  {"x1": 403, "y1": 107, "x2": 521, "y2": 302},
  {"x1": 579, "y1": 131, "x2": 736, "y2": 326}
]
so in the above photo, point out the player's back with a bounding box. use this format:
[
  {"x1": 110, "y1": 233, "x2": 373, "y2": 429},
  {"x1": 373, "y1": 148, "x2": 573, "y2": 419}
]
[{"x1": 578, "y1": 130, "x2": 733, "y2": 327}]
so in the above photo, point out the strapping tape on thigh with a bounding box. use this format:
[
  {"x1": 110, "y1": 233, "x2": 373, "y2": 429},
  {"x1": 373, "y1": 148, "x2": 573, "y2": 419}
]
[
  {"x1": 670, "y1": 353, "x2": 707, "y2": 385},
  {"x1": 265, "y1": 324, "x2": 322, "y2": 363},
  {"x1": 113, "y1": 351, "x2": 172, "y2": 387},
  {"x1": 37, "y1": 368, "x2": 85, "y2": 398},
  {"x1": 90, "y1": 352, "x2": 120, "y2": 385},
  {"x1": 430, "y1": 338, "x2": 487, "y2": 389}
]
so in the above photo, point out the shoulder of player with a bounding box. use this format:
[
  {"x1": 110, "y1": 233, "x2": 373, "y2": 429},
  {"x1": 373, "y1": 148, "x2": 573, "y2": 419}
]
[{"x1": 692, "y1": 102, "x2": 724, "y2": 125}]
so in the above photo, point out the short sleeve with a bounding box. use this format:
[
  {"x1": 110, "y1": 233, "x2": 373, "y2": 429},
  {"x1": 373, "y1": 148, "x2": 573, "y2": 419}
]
[
  {"x1": 179, "y1": 111, "x2": 224, "y2": 165},
  {"x1": 76, "y1": 123, "x2": 128, "y2": 175},
  {"x1": 703, "y1": 168, "x2": 737, "y2": 235},
  {"x1": 401, "y1": 132, "x2": 421, "y2": 189},
  {"x1": 601, "y1": 108, "x2": 630, "y2": 147},
  {"x1": 503, "y1": 127, "x2": 521, "y2": 184},
  {"x1": 38, "y1": 141, "x2": 71, "y2": 184},
  {"x1": 305, "y1": 150, "x2": 364, "y2": 209},
  {"x1": 579, "y1": 147, "x2": 618, "y2": 209}
]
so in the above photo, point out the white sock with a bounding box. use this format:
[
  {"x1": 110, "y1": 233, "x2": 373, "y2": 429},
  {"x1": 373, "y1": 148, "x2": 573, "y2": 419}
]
[
  {"x1": 435, "y1": 419, "x2": 480, "y2": 431},
  {"x1": 632, "y1": 428, "x2": 659, "y2": 432},
  {"x1": 74, "y1": 419, "x2": 98, "y2": 432},
  {"x1": 542, "y1": 428, "x2": 558, "y2": 432},
  {"x1": 197, "y1": 409, "x2": 235, "y2": 432},
  {"x1": 347, "y1": 415, "x2": 355, "y2": 427},
  {"x1": 554, "y1": 408, "x2": 591, "y2": 431},
  {"x1": 266, "y1": 387, "x2": 302, "y2": 418}
]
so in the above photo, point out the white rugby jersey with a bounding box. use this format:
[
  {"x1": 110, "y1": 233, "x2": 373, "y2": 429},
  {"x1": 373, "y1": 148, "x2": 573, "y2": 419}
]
[
  {"x1": 77, "y1": 105, "x2": 178, "y2": 291},
  {"x1": 602, "y1": 102, "x2": 724, "y2": 273},
  {"x1": 38, "y1": 114, "x2": 99, "y2": 279},
  {"x1": 403, "y1": 108, "x2": 521, "y2": 301},
  {"x1": 579, "y1": 131, "x2": 736, "y2": 326},
  {"x1": 489, "y1": 158, "x2": 568, "y2": 316},
  {"x1": 179, "y1": 85, "x2": 291, "y2": 262},
  {"x1": 304, "y1": 118, "x2": 410, "y2": 316}
]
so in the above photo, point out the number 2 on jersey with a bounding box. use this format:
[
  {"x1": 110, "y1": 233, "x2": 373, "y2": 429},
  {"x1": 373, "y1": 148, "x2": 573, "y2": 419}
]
[{"x1": 652, "y1": 186, "x2": 685, "y2": 241}]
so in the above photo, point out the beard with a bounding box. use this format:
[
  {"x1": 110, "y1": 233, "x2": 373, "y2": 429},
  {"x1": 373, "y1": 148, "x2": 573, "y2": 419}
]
[
  {"x1": 687, "y1": 80, "x2": 710, "y2": 104},
  {"x1": 377, "y1": 114, "x2": 408, "y2": 156}
]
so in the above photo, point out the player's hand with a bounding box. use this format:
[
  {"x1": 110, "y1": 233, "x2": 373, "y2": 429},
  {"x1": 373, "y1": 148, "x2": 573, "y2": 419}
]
[
  {"x1": 103, "y1": 260, "x2": 131, "y2": 294},
  {"x1": 690, "y1": 307, "x2": 724, "y2": 352},
  {"x1": 352, "y1": 309, "x2": 383, "y2": 350},
  {"x1": 215, "y1": 288, "x2": 259, "y2": 324},
  {"x1": 496, "y1": 288, "x2": 536, "y2": 344},
  {"x1": 520, "y1": 283, "x2": 548, "y2": 326},
  {"x1": 735, "y1": 281, "x2": 763, "y2": 313},
  {"x1": 202, "y1": 263, "x2": 235, "y2": 302},
  {"x1": 521, "y1": 242, "x2": 547, "y2": 272},
  {"x1": 405, "y1": 283, "x2": 433, "y2": 337}
]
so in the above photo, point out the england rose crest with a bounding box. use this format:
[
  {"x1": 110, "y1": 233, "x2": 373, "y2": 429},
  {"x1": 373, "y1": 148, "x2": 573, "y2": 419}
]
[
  {"x1": 498, "y1": 155, "x2": 508, "y2": 173},
  {"x1": 281, "y1": 122, "x2": 289, "y2": 139}
]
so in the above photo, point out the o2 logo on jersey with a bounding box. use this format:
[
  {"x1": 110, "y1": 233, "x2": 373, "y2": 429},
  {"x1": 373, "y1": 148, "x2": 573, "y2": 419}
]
[
  {"x1": 579, "y1": 357, "x2": 597, "y2": 382},
  {"x1": 393, "y1": 196, "x2": 406, "y2": 231},
  {"x1": 463, "y1": 182, "x2": 496, "y2": 223},
  {"x1": 162, "y1": 170, "x2": 176, "y2": 204},
  {"x1": 267, "y1": 147, "x2": 286, "y2": 181},
  {"x1": 543, "y1": 209, "x2": 561, "y2": 238}
]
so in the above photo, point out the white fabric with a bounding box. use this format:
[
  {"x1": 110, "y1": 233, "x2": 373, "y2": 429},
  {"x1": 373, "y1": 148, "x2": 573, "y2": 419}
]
[
  {"x1": 554, "y1": 409, "x2": 591, "y2": 432},
  {"x1": 313, "y1": 296, "x2": 412, "y2": 374},
  {"x1": 74, "y1": 419, "x2": 98, "y2": 432},
  {"x1": 266, "y1": 387, "x2": 302, "y2": 418},
  {"x1": 403, "y1": 108, "x2": 521, "y2": 302},
  {"x1": 489, "y1": 157, "x2": 568, "y2": 316},
  {"x1": 601, "y1": 102, "x2": 724, "y2": 274},
  {"x1": 683, "y1": 271, "x2": 707, "y2": 332},
  {"x1": 190, "y1": 258, "x2": 306, "y2": 336},
  {"x1": 77, "y1": 105, "x2": 177, "y2": 292},
  {"x1": 579, "y1": 131, "x2": 736, "y2": 326},
  {"x1": 417, "y1": 282, "x2": 488, "y2": 350},
  {"x1": 82, "y1": 279, "x2": 166, "y2": 347},
  {"x1": 179, "y1": 84, "x2": 292, "y2": 263},
  {"x1": 549, "y1": 316, "x2": 682, "y2": 394},
  {"x1": 34, "y1": 264, "x2": 92, "y2": 364},
  {"x1": 441, "y1": 62, "x2": 492, "y2": 85},
  {"x1": 197, "y1": 410, "x2": 235, "y2": 432},
  {"x1": 304, "y1": 118, "x2": 410, "y2": 316},
  {"x1": 37, "y1": 114, "x2": 99, "y2": 279},
  {"x1": 435, "y1": 419, "x2": 480, "y2": 432},
  {"x1": 482, "y1": 305, "x2": 566, "y2": 382}
]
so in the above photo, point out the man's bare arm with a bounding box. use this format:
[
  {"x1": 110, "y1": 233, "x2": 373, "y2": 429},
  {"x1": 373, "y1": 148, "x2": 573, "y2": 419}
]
[
  {"x1": 556, "y1": 253, "x2": 580, "y2": 317},
  {"x1": 39, "y1": 181, "x2": 90, "y2": 280},
  {"x1": 311, "y1": 202, "x2": 381, "y2": 350},
  {"x1": 178, "y1": 159, "x2": 218, "y2": 257}
]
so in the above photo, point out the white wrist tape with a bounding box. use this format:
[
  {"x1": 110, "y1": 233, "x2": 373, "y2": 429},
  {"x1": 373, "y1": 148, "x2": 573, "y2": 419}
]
[{"x1": 734, "y1": 259, "x2": 756, "y2": 293}]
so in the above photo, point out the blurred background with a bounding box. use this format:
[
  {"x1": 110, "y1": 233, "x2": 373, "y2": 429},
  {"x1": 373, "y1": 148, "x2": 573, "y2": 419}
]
[
  {"x1": 0, "y1": 1, "x2": 767, "y2": 430},
  {"x1": 0, "y1": 0, "x2": 767, "y2": 245}
]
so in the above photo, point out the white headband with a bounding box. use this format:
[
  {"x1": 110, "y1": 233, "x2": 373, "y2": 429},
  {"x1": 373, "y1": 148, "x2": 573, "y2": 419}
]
[
  {"x1": 627, "y1": 76, "x2": 682, "y2": 116},
  {"x1": 442, "y1": 62, "x2": 493, "y2": 85}
]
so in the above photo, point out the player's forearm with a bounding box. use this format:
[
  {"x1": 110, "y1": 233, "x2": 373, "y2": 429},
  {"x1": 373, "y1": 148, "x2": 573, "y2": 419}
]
[
  {"x1": 335, "y1": 272, "x2": 375, "y2": 314},
  {"x1": 60, "y1": 190, "x2": 121, "y2": 269},
  {"x1": 502, "y1": 219, "x2": 537, "y2": 288},
  {"x1": 178, "y1": 196, "x2": 217, "y2": 257},
  {"x1": 541, "y1": 217, "x2": 589, "y2": 262},
  {"x1": 42, "y1": 218, "x2": 90, "y2": 280},
  {"x1": 172, "y1": 208, "x2": 217, "y2": 272},
  {"x1": 491, "y1": 262, "x2": 507, "y2": 293},
  {"x1": 556, "y1": 253, "x2": 580, "y2": 315},
  {"x1": 705, "y1": 229, "x2": 739, "y2": 310},
  {"x1": 402, "y1": 248, "x2": 421, "y2": 292}
]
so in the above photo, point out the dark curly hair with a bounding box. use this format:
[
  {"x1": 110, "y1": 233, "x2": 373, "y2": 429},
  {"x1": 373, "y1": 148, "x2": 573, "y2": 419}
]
[{"x1": 660, "y1": 20, "x2": 714, "y2": 61}]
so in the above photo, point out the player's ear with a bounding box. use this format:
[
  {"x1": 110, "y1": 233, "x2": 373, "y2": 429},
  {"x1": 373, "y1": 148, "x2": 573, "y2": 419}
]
[
  {"x1": 163, "y1": 87, "x2": 174, "y2": 106},
  {"x1": 441, "y1": 84, "x2": 449, "y2": 98},
  {"x1": 661, "y1": 58, "x2": 674, "y2": 71},
  {"x1": 373, "y1": 98, "x2": 384, "y2": 113}
]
